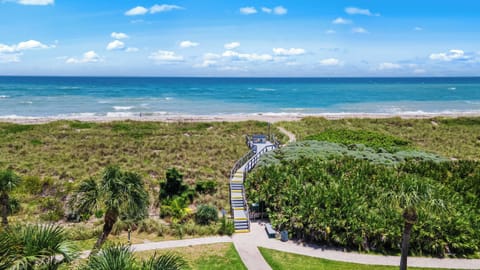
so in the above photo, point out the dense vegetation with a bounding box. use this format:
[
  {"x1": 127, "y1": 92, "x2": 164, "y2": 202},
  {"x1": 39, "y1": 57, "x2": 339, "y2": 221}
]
[
  {"x1": 247, "y1": 146, "x2": 480, "y2": 257},
  {"x1": 278, "y1": 117, "x2": 480, "y2": 160}
]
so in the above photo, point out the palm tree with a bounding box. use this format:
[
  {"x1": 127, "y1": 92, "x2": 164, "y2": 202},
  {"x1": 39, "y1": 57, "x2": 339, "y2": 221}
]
[
  {"x1": 0, "y1": 170, "x2": 21, "y2": 227},
  {"x1": 0, "y1": 224, "x2": 78, "y2": 270},
  {"x1": 82, "y1": 244, "x2": 187, "y2": 270},
  {"x1": 71, "y1": 166, "x2": 149, "y2": 253},
  {"x1": 383, "y1": 176, "x2": 445, "y2": 270}
]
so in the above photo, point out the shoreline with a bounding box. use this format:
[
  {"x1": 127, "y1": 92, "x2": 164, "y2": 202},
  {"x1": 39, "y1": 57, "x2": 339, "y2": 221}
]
[{"x1": 2, "y1": 112, "x2": 480, "y2": 124}]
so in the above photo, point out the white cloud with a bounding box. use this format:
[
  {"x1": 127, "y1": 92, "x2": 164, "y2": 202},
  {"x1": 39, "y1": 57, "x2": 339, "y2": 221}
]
[
  {"x1": 273, "y1": 48, "x2": 306, "y2": 56},
  {"x1": 261, "y1": 7, "x2": 272, "y2": 13},
  {"x1": 150, "y1": 4, "x2": 183, "y2": 14},
  {"x1": 179, "y1": 40, "x2": 199, "y2": 48},
  {"x1": 106, "y1": 40, "x2": 125, "y2": 51},
  {"x1": 15, "y1": 0, "x2": 53, "y2": 5},
  {"x1": 149, "y1": 50, "x2": 184, "y2": 62},
  {"x1": 378, "y1": 62, "x2": 402, "y2": 70},
  {"x1": 319, "y1": 58, "x2": 342, "y2": 66},
  {"x1": 430, "y1": 49, "x2": 470, "y2": 62},
  {"x1": 204, "y1": 53, "x2": 221, "y2": 60},
  {"x1": 0, "y1": 40, "x2": 51, "y2": 62},
  {"x1": 332, "y1": 17, "x2": 352, "y2": 25},
  {"x1": 222, "y1": 50, "x2": 272, "y2": 62},
  {"x1": 125, "y1": 47, "x2": 139, "y2": 53},
  {"x1": 414, "y1": 27, "x2": 423, "y2": 31},
  {"x1": 325, "y1": 29, "x2": 336, "y2": 34},
  {"x1": 125, "y1": 6, "x2": 149, "y2": 16},
  {"x1": 66, "y1": 51, "x2": 102, "y2": 64},
  {"x1": 240, "y1": 7, "x2": 257, "y2": 15},
  {"x1": 352, "y1": 27, "x2": 368, "y2": 34},
  {"x1": 224, "y1": 42, "x2": 240, "y2": 50},
  {"x1": 273, "y1": 6, "x2": 287, "y2": 15},
  {"x1": 345, "y1": 7, "x2": 379, "y2": 16},
  {"x1": 111, "y1": 32, "x2": 129, "y2": 39},
  {"x1": 194, "y1": 60, "x2": 217, "y2": 68}
]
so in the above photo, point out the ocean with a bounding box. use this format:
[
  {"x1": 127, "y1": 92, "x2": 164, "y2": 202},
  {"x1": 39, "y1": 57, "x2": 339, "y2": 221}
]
[{"x1": 1, "y1": 76, "x2": 480, "y2": 119}]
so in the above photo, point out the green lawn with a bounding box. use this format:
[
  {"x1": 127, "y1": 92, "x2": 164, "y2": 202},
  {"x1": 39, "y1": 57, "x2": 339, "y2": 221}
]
[
  {"x1": 135, "y1": 243, "x2": 246, "y2": 270},
  {"x1": 259, "y1": 248, "x2": 457, "y2": 270}
]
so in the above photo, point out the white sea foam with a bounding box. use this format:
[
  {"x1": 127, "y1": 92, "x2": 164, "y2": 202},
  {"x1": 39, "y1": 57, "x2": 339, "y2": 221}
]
[
  {"x1": 255, "y1": 88, "x2": 276, "y2": 92},
  {"x1": 448, "y1": 87, "x2": 457, "y2": 90},
  {"x1": 113, "y1": 106, "x2": 134, "y2": 111},
  {"x1": 20, "y1": 101, "x2": 33, "y2": 104},
  {"x1": 106, "y1": 112, "x2": 136, "y2": 117},
  {"x1": 165, "y1": 97, "x2": 173, "y2": 101},
  {"x1": 0, "y1": 95, "x2": 9, "y2": 99}
]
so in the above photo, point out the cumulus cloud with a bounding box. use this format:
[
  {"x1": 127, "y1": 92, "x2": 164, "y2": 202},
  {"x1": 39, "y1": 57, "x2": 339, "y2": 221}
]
[
  {"x1": 15, "y1": 0, "x2": 53, "y2": 5},
  {"x1": 204, "y1": 53, "x2": 221, "y2": 60},
  {"x1": 194, "y1": 53, "x2": 221, "y2": 68},
  {"x1": 179, "y1": 40, "x2": 199, "y2": 48},
  {"x1": 332, "y1": 17, "x2": 352, "y2": 24},
  {"x1": 149, "y1": 50, "x2": 184, "y2": 62},
  {"x1": 111, "y1": 32, "x2": 129, "y2": 39},
  {"x1": 429, "y1": 49, "x2": 471, "y2": 62},
  {"x1": 66, "y1": 51, "x2": 102, "y2": 64},
  {"x1": 261, "y1": 7, "x2": 272, "y2": 13},
  {"x1": 378, "y1": 62, "x2": 402, "y2": 70},
  {"x1": 125, "y1": 6, "x2": 149, "y2": 16},
  {"x1": 273, "y1": 6, "x2": 287, "y2": 15},
  {"x1": 125, "y1": 4, "x2": 183, "y2": 16},
  {"x1": 106, "y1": 40, "x2": 125, "y2": 51},
  {"x1": 352, "y1": 27, "x2": 368, "y2": 34},
  {"x1": 222, "y1": 50, "x2": 273, "y2": 61},
  {"x1": 240, "y1": 7, "x2": 257, "y2": 15},
  {"x1": 319, "y1": 58, "x2": 342, "y2": 66},
  {"x1": 345, "y1": 7, "x2": 379, "y2": 16},
  {"x1": 273, "y1": 48, "x2": 306, "y2": 56},
  {"x1": 0, "y1": 40, "x2": 51, "y2": 62},
  {"x1": 150, "y1": 4, "x2": 183, "y2": 14},
  {"x1": 224, "y1": 42, "x2": 240, "y2": 50}
]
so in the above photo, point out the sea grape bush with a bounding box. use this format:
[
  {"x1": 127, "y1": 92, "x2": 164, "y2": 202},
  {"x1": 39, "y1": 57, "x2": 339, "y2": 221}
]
[{"x1": 248, "y1": 144, "x2": 480, "y2": 257}]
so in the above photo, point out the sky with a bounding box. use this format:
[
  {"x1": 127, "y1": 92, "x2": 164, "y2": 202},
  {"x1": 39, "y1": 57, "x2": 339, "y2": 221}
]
[{"x1": 0, "y1": 0, "x2": 480, "y2": 77}]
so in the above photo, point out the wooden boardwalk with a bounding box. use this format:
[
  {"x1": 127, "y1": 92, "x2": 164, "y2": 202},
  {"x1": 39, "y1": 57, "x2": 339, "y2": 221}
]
[{"x1": 229, "y1": 136, "x2": 278, "y2": 233}]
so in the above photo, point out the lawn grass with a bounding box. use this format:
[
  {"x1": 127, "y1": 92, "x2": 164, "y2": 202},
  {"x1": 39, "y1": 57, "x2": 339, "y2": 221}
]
[
  {"x1": 135, "y1": 243, "x2": 246, "y2": 270},
  {"x1": 259, "y1": 248, "x2": 457, "y2": 270},
  {"x1": 277, "y1": 117, "x2": 480, "y2": 160}
]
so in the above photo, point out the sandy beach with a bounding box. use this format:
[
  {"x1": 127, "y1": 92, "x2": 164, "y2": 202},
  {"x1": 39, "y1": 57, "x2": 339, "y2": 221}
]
[{"x1": 2, "y1": 112, "x2": 480, "y2": 124}]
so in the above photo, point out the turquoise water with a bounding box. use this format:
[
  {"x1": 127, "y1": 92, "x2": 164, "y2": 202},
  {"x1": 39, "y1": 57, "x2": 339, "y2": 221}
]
[{"x1": 0, "y1": 77, "x2": 479, "y2": 118}]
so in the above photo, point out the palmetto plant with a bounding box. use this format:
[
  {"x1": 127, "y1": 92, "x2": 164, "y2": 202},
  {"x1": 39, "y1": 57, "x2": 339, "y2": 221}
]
[
  {"x1": 0, "y1": 170, "x2": 20, "y2": 227},
  {"x1": 0, "y1": 224, "x2": 78, "y2": 270},
  {"x1": 82, "y1": 244, "x2": 187, "y2": 270},
  {"x1": 71, "y1": 166, "x2": 149, "y2": 253}
]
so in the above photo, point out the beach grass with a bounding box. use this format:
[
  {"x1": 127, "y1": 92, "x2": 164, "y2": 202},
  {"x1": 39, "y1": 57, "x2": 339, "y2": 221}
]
[
  {"x1": 276, "y1": 117, "x2": 480, "y2": 160},
  {"x1": 259, "y1": 247, "x2": 457, "y2": 270}
]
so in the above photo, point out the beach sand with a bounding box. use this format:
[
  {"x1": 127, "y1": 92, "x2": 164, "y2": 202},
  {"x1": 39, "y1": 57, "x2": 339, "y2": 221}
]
[{"x1": 2, "y1": 112, "x2": 480, "y2": 124}]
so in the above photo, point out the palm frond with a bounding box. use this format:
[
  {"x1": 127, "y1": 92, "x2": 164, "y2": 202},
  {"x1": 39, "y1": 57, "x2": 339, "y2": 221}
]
[{"x1": 141, "y1": 252, "x2": 188, "y2": 270}]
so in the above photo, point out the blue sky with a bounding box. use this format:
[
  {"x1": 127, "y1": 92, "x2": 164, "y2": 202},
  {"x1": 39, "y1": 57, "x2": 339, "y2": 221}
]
[{"x1": 1, "y1": 0, "x2": 479, "y2": 76}]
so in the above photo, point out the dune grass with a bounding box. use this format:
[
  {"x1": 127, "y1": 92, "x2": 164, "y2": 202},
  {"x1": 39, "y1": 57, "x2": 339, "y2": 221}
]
[
  {"x1": 259, "y1": 248, "x2": 457, "y2": 270},
  {"x1": 277, "y1": 117, "x2": 480, "y2": 160}
]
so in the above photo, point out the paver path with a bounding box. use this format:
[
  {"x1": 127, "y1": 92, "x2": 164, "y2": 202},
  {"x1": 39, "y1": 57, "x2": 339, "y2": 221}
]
[{"x1": 277, "y1": 126, "x2": 296, "y2": 143}]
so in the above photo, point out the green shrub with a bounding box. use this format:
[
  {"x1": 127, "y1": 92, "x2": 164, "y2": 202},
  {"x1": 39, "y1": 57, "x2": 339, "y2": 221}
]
[
  {"x1": 38, "y1": 197, "x2": 65, "y2": 222},
  {"x1": 195, "y1": 180, "x2": 217, "y2": 194},
  {"x1": 8, "y1": 197, "x2": 21, "y2": 215},
  {"x1": 19, "y1": 176, "x2": 42, "y2": 194},
  {"x1": 160, "y1": 168, "x2": 188, "y2": 201},
  {"x1": 305, "y1": 128, "x2": 411, "y2": 152},
  {"x1": 218, "y1": 217, "x2": 235, "y2": 236},
  {"x1": 66, "y1": 225, "x2": 101, "y2": 240},
  {"x1": 195, "y1": 204, "x2": 218, "y2": 225}
]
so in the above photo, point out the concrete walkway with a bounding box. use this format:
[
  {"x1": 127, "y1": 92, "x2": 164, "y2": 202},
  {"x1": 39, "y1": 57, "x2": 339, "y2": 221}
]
[
  {"x1": 249, "y1": 221, "x2": 480, "y2": 270},
  {"x1": 232, "y1": 228, "x2": 272, "y2": 270},
  {"x1": 277, "y1": 126, "x2": 296, "y2": 143},
  {"x1": 80, "y1": 236, "x2": 232, "y2": 258}
]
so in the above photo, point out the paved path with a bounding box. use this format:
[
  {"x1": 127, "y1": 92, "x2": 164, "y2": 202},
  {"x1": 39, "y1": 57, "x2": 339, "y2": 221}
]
[
  {"x1": 80, "y1": 236, "x2": 232, "y2": 258},
  {"x1": 277, "y1": 126, "x2": 296, "y2": 143},
  {"x1": 232, "y1": 227, "x2": 272, "y2": 270},
  {"x1": 249, "y1": 221, "x2": 480, "y2": 270}
]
